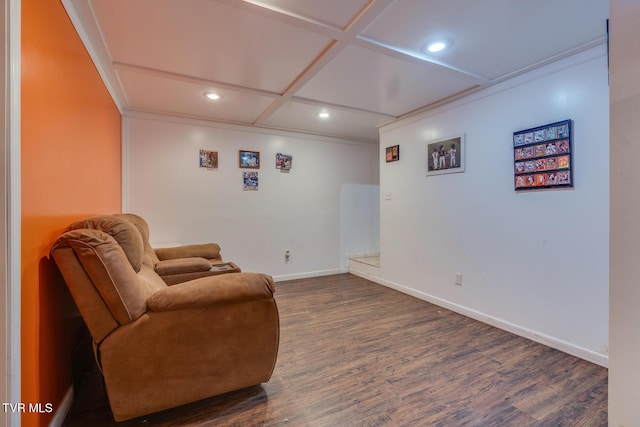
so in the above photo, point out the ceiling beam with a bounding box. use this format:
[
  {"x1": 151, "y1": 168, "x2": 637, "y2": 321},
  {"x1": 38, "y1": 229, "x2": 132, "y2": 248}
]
[
  {"x1": 112, "y1": 62, "x2": 281, "y2": 99},
  {"x1": 243, "y1": 0, "x2": 397, "y2": 126}
]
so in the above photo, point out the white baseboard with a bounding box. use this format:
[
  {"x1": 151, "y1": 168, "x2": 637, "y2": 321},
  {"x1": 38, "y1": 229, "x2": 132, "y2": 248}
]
[
  {"x1": 350, "y1": 270, "x2": 609, "y2": 368},
  {"x1": 345, "y1": 251, "x2": 380, "y2": 259},
  {"x1": 348, "y1": 259, "x2": 380, "y2": 275},
  {"x1": 49, "y1": 386, "x2": 73, "y2": 427},
  {"x1": 273, "y1": 268, "x2": 348, "y2": 282}
]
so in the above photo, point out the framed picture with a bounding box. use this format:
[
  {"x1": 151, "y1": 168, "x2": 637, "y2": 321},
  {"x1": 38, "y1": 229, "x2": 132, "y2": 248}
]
[
  {"x1": 386, "y1": 145, "x2": 400, "y2": 162},
  {"x1": 513, "y1": 119, "x2": 572, "y2": 191},
  {"x1": 243, "y1": 171, "x2": 259, "y2": 191},
  {"x1": 239, "y1": 150, "x2": 260, "y2": 168},
  {"x1": 426, "y1": 134, "x2": 465, "y2": 176},
  {"x1": 199, "y1": 149, "x2": 218, "y2": 169},
  {"x1": 276, "y1": 153, "x2": 293, "y2": 170}
]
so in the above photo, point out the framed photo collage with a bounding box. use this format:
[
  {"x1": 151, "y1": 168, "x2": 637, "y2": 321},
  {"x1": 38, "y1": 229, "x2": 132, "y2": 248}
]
[
  {"x1": 199, "y1": 149, "x2": 295, "y2": 191},
  {"x1": 513, "y1": 119, "x2": 572, "y2": 191}
]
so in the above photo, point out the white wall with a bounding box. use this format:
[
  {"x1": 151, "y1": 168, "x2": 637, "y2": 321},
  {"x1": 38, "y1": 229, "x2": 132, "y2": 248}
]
[
  {"x1": 378, "y1": 46, "x2": 609, "y2": 365},
  {"x1": 609, "y1": 1, "x2": 640, "y2": 424},
  {"x1": 124, "y1": 114, "x2": 379, "y2": 281}
]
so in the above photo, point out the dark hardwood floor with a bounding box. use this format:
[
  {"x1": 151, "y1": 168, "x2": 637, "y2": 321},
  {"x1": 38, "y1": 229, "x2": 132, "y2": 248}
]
[{"x1": 63, "y1": 273, "x2": 607, "y2": 426}]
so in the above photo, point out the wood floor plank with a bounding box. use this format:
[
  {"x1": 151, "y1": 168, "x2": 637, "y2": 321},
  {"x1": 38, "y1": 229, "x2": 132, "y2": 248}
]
[{"x1": 63, "y1": 274, "x2": 607, "y2": 426}]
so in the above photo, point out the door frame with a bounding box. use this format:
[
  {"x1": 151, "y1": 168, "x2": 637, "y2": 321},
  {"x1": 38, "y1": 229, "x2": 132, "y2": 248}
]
[{"x1": 3, "y1": 0, "x2": 21, "y2": 426}]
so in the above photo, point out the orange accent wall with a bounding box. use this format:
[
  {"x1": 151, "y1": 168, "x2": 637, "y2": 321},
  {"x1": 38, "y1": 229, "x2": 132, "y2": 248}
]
[{"x1": 21, "y1": 0, "x2": 122, "y2": 426}]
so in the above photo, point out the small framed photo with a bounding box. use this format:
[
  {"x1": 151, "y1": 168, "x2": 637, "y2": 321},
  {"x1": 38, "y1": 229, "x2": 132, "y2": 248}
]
[
  {"x1": 386, "y1": 145, "x2": 400, "y2": 162},
  {"x1": 426, "y1": 134, "x2": 465, "y2": 176},
  {"x1": 243, "y1": 171, "x2": 259, "y2": 191},
  {"x1": 199, "y1": 149, "x2": 218, "y2": 169},
  {"x1": 239, "y1": 150, "x2": 260, "y2": 168},
  {"x1": 276, "y1": 153, "x2": 293, "y2": 170}
]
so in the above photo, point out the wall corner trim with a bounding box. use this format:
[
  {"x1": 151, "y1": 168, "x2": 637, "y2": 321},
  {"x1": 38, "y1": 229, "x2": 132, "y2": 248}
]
[{"x1": 4, "y1": 0, "x2": 21, "y2": 426}]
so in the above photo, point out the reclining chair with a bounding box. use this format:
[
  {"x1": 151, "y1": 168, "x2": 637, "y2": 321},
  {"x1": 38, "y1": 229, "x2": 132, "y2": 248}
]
[{"x1": 50, "y1": 214, "x2": 279, "y2": 421}]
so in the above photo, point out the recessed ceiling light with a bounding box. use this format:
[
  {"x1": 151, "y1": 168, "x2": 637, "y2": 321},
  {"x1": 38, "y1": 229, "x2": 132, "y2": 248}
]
[
  {"x1": 318, "y1": 111, "x2": 331, "y2": 119},
  {"x1": 424, "y1": 39, "x2": 451, "y2": 53},
  {"x1": 204, "y1": 91, "x2": 222, "y2": 100}
]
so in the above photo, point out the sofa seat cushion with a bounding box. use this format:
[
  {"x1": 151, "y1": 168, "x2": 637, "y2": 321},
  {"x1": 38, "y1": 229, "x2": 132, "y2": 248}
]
[{"x1": 154, "y1": 257, "x2": 212, "y2": 276}]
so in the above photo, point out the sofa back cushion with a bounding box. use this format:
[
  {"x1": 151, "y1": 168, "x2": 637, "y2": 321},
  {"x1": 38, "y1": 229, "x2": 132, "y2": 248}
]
[
  {"x1": 52, "y1": 216, "x2": 167, "y2": 342},
  {"x1": 115, "y1": 213, "x2": 161, "y2": 268},
  {"x1": 67, "y1": 215, "x2": 145, "y2": 272}
]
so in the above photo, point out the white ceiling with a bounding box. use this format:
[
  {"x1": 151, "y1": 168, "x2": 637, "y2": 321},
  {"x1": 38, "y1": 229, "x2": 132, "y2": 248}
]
[{"x1": 64, "y1": 0, "x2": 609, "y2": 143}]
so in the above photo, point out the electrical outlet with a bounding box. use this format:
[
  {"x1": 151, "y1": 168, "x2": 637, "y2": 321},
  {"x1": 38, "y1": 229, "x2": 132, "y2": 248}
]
[
  {"x1": 455, "y1": 273, "x2": 463, "y2": 286},
  {"x1": 285, "y1": 250, "x2": 291, "y2": 263}
]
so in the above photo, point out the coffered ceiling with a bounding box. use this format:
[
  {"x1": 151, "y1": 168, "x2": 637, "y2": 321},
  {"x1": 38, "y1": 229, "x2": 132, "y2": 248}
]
[{"x1": 63, "y1": 0, "x2": 609, "y2": 143}]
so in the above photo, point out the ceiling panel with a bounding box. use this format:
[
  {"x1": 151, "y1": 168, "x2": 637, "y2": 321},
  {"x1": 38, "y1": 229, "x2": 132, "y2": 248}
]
[
  {"x1": 244, "y1": 0, "x2": 371, "y2": 29},
  {"x1": 295, "y1": 44, "x2": 483, "y2": 116},
  {"x1": 90, "y1": 0, "x2": 333, "y2": 93},
  {"x1": 360, "y1": 0, "x2": 609, "y2": 80},
  {"x1": 262, "y1": 100, "x2": 388, "y2": 141},
  {"x1": 116, "y1": 67, "x2": 277, "y2": 123}
]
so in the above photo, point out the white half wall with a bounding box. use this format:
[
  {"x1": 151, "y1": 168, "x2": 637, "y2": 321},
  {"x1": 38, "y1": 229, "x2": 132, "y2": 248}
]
[
  {"x1": 124, "y1": 114, "x2": 379, "y2": 281},
  {"x1": 378, "y1": 46, "x2": 609, "y2": 365}
]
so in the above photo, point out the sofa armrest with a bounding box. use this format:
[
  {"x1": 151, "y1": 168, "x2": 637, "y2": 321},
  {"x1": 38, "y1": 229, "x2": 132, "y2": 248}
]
[
  {"x1": 155, "y1": 243, "x2": 221, "y2": 261},
  {"x1": 154, "y1": 257, "x2": 212, "y2": 276},
  {"x1": 147, "y1": 272, "x2": 275, "y2": 313}
]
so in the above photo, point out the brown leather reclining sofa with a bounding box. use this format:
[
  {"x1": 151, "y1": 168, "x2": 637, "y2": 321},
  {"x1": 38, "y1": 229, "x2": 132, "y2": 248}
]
[{"x1": 50, "y1": 213, "x2": 279, "y2": 421}]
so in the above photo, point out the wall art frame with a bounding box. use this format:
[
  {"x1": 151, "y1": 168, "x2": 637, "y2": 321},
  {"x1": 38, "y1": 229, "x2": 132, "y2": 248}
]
[
  {"x1": 239, "y1": 150, "x2": 260, "y2": 168},
  {"x1": 386, "y1": 145, "x2": 400, "y2": 162},
  {"x1": 513, "y1": 119, "x2": 572, "y2": 191},
  {"x1": 426, "y1": 134, "x2": 465, "y2": 176},
  {"x1": 276, "y1": 153, "x2": 292, "y2": 170},
  {"x1": 243, "y1": 171, "x2": 259, "y2": 191},
  {"x1": 199, "y1": 149, "x2": 218, "y2": 169}
]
